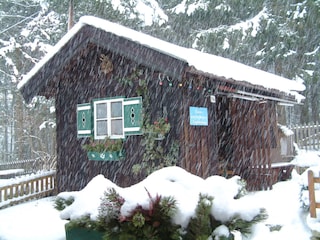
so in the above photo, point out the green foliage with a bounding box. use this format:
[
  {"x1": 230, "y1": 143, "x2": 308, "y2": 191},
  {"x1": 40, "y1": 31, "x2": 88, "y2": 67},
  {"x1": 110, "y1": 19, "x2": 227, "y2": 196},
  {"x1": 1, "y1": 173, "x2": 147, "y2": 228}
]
[
  {"x1": 311, "y1": 230, "x2": 320, "y2": 240},
  {"x1": 54, "y1": 196, "x2": 74, "y2": 211},
  {"x1": 132, "y1": 138, "x2": 179, "y2": 176},
  {"x1": 99, "y1": 188, "x2": 181, "y2": 240},
  {"x1": 183, "y1": 194, "x2": 268, "y2": 240},
  {"x1": 184, "y1": 194, "x2": 214, "y2": 240},
  {"x1": 65, "y1": 215, "x2": 100, "y2": 231},
  {"x1": 147, "y1": 118, "x2": 171, "y2": 136},
  {"x1": 132, "y1": 114, "x2": 179, "y2": 176},
  {"x1": 267, "y1": 224, "x2": 282, "y2": 232},
  {"x1": 234, "y1": 178, "x2": 248, "y2": 199},
  {"x1": 226, "y1": 208, "x2": 268, "y2": 237},
  {"x1": 299, "y1": 184, "x2": 310, "y2": 211},
  {"x1": 82, "y1": 137, "x2": 124, "y2": 153},
  {"x1": 56, "y1": 179, "x2": 269, "y2": 239},
  {"x1": 98, "y1": 188, "x2": 125, "y2": 227}
]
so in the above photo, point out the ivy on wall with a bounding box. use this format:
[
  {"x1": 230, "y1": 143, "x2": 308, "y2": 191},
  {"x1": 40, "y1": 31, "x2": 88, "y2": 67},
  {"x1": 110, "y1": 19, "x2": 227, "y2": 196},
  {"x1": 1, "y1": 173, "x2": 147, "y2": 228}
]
[{"x1": 117, "y1": 65, "x2": 180, "y2": 176}]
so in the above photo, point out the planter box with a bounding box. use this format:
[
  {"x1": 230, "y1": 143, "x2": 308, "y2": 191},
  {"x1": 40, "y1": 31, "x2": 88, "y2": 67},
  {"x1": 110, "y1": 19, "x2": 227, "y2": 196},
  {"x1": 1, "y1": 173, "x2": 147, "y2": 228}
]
[
  {"x1": 65, "y1": 226, "x2": 104, "y2": 240},
  {"x1": 65, "y1": 225, "x2": 130, "y2": 240},
  {"x1": 87, "y1": 151, "x2": 125, "y2": 161}
]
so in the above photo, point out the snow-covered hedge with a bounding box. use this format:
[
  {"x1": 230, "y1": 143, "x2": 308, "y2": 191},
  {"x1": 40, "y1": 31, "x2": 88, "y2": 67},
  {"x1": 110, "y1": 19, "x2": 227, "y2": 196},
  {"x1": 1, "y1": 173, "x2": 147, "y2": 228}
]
[{"x1": 55, "y1": 166, "x2": 267, "y2": 239}]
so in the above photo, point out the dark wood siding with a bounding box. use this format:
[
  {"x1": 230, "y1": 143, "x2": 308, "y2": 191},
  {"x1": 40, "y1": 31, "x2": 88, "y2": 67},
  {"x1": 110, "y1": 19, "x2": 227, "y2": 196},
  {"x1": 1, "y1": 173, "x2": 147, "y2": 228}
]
[
  {"x1": 226, "y1": 100, "x2": 279, "y2": 190},
  {"x1": 20, "y1": 23, "x2": 292, "y2": 192},
  {"x1": 180, "y1": 88, "x2": 218, "y2": 178},
  {"x1": 55, "y1": 44, "x2": 185, "y2": 192}
]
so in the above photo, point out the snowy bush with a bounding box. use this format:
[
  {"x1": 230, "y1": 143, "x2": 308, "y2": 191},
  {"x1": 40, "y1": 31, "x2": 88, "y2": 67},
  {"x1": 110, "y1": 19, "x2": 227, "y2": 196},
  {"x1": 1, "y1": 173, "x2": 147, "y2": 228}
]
[{"x1": 54, "y1": 166, "x2": 267, "y2": 239}]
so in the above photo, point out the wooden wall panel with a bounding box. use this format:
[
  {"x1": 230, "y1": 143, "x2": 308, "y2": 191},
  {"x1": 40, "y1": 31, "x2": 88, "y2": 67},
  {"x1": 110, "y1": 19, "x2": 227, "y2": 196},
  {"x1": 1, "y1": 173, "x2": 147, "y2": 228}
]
[{"x1": 55, "y1": 45, "x2": 184, "y2": 192}]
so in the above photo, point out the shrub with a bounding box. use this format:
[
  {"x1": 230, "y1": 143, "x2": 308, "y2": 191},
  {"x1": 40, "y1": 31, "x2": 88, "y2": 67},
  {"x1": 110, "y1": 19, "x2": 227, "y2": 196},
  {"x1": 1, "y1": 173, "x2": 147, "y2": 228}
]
[{"x1": 98, "y1": 188, "x2": 181, "y2": 240}]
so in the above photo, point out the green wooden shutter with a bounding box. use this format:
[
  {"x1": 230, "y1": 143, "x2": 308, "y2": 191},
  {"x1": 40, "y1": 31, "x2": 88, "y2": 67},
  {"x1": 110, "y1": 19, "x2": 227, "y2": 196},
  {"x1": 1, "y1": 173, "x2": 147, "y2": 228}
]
[
  {"x1": 77, "y1": 103, "x2": 92, "y2": 138},
  {"x1": 123, "y1": 97, "x2": 143, "y2": 136}
]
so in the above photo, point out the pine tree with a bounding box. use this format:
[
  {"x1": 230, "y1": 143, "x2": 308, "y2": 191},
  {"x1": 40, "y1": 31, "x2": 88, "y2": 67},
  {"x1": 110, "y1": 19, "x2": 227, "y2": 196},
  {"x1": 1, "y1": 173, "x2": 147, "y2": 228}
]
[{"x1": 184, "y1": 194, "x2": 213, "y2": 240}]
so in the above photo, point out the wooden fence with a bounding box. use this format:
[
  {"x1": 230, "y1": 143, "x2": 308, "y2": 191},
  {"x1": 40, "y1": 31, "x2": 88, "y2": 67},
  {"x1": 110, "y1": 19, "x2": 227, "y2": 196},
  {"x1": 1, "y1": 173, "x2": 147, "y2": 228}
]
[
  {"x1": 0, "y1": 157, "x2": 57, "y2": 180},
  {"x1": 290, "y1": 123, "x2": 320, "y2": 150},
  {"x1": 0, "y1": 171, "x2": 56, "y2": 209},
  {"x1": 308, "y1": 170, "x2": 320, "y2": 218}
]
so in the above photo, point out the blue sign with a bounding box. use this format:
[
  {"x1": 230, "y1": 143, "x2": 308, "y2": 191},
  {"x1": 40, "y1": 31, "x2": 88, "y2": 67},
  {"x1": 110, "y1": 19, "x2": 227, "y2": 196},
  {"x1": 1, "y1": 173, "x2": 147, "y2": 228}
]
[{"x1": 189, "y1": 107, "x2": 208, "y2": 126}]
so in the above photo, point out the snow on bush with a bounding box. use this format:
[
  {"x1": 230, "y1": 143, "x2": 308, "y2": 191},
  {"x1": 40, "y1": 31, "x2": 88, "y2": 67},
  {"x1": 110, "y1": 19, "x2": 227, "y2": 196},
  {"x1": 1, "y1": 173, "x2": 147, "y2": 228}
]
[{"x1": 55, "y1": 166, "x2": 267, "y2": 238}]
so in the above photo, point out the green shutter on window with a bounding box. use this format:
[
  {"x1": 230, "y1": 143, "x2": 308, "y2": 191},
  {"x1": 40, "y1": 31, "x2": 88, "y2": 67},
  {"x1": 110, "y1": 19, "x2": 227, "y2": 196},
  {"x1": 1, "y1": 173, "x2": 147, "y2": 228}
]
[
  {"x1": 123, "y1": 97, "x2": 143, "y2": 136},
  {"x1": 77, "y1": 103, "x2": 92, "y2": 138}
]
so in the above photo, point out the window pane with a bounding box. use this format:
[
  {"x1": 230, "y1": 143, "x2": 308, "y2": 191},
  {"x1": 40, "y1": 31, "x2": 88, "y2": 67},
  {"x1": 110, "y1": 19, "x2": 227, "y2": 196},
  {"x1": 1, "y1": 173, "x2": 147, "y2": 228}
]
[
  {"x1": 111, "y1": 119, "x2": 123, "y2": 135},
  {"x1": 97, "y1": 120, "x2": 108, "y2": 136},
  {"x1": 96, "y1": 103, "x2": 107, "y2": 119},
  {"x1": 111, "y1": 101, "x2": 122, "y2": 118}
]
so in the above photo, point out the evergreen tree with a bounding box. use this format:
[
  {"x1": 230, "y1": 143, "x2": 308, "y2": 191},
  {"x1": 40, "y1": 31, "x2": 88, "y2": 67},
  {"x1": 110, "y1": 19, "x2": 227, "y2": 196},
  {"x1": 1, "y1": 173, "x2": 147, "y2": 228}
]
[
  {"x1": 0, "y1": 0, "x2": 62, "y2": 162},
  {"x1": 184, "y1": 194, "x2": 213, "y2": 240}
]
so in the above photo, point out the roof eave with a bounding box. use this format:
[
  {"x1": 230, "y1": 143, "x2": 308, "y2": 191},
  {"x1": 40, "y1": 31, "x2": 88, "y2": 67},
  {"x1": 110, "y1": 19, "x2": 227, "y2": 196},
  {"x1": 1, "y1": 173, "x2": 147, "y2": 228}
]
[{"x1": 185, "y1": 67, "x2": 301, "y2": 104}]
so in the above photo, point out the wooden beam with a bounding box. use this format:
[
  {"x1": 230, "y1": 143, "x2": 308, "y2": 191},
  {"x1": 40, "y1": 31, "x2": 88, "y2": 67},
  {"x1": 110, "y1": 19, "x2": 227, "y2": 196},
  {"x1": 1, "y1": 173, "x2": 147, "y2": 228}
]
[
  {"x1": 308, "y1": 170, "x2": 320, "y2": 218},
  {"x1": 68, "y1": 0, "x2": 74, "y2": 30}
]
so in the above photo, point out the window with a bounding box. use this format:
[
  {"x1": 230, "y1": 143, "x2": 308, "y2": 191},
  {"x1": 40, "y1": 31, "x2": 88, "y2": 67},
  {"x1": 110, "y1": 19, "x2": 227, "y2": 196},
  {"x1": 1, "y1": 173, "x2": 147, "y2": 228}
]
[
  {"x1": 94, "y1": 98, "x2": 124, "y2": 139},
  {"x1": 77, "y1": 96, "x2": 142, "y2": 139}
]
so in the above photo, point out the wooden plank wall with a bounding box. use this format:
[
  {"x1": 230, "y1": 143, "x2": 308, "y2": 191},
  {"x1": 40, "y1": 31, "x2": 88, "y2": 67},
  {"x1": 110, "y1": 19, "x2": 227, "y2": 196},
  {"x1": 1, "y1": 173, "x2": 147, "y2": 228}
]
[
  {"x1": 55, "y1": 44, "x2": 187, "y2": 192},
  {"x1": 180, "y1": 87, "x2": 217, "y2": 178},
  {"x1": 230, "y1": 100, "x2": 278, "y2": 191}
]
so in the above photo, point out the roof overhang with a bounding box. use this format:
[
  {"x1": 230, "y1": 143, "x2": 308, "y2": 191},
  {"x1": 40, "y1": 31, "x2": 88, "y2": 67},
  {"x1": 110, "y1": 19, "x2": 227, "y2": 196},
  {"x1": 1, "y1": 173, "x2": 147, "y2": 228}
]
[{"x1": 19, "y1": 16, "x2": 305, "y2": 105}]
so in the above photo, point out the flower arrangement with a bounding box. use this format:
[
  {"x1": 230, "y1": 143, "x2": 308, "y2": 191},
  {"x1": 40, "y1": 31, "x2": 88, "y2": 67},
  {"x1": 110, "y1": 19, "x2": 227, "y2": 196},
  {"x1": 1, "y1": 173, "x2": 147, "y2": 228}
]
[
  {"x1": 82, "y1": 137, "x2": 124, "y2": 153},
  {"x1": 82, "y1": 137, "x2": 125, "y2": 161},
  {"x1": 97, "y1": 188, "x2": 180, "y2": 240},
  {"x1": 54, "y1": 168, "x2": 269, "y2": 240},
  {"x1": 55, "y1": 189, "x2": 268, "y2": 240}
]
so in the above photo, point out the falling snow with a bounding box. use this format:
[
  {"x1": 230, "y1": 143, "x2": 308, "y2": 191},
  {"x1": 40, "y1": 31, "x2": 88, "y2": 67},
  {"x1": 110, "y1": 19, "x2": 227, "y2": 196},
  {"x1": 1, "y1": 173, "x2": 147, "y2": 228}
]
[
  {"x1": 0, "y1": 150, "x2": 319, "y2": 240},
  {"x1": 19, "y1": 16, "x2": 305, "y2": 102}
]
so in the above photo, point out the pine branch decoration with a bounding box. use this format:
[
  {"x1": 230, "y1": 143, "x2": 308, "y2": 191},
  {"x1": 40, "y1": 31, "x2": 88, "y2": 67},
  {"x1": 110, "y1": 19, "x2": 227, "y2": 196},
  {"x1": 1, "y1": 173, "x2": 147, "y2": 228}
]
[{"x1": 100, "y1": 54, "x2": 113, "y2": 75}]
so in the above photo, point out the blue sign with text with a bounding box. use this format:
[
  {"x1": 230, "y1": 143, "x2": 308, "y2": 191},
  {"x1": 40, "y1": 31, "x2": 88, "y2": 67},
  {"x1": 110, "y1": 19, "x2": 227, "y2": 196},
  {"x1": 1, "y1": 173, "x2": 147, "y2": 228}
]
[{"x1": 189, "y1": 107, "x2": 208, "y2": 126}]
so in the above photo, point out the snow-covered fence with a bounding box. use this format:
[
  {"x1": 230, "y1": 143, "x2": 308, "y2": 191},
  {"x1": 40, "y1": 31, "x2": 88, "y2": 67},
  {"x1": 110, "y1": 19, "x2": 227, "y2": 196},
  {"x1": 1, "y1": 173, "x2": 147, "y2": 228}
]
[
  {"x1": 308, "y1": 170, "x2": 320, "y2": 218},
  {"x1": 290, "y1": 123, "x2": 320, "y2": 150},
  {"x1": 0, "y1": 171, "x2": 56, "y2": 209},
  {"x1": 0, "y1": 156, "x2": 56, "y2": 178},
  {"x1": 0, "y1": 159, "x2": 41, "y2": 177}
]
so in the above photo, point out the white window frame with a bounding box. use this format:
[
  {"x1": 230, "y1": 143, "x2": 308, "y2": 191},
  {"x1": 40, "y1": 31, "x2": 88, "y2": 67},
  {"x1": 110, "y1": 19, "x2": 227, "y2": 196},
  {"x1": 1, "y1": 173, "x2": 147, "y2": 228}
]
[{"x1": 93, "y1": 98, "x2": 124, "y2": 140}]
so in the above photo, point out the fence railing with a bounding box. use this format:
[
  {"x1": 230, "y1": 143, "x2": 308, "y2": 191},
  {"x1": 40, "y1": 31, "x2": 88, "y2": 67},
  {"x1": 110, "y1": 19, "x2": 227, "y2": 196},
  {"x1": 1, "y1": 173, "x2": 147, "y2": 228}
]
[
  {"x1": 308, "y1": 170, "x2": 320, "y2": 218},
  {"x1": 0, "y1": 156, "x2": 57, "y2": 179},
  {"x1": 0, "y1": 171, "x2": 56, "y2": 209},
  {"x1": 290, "y1": 123, "x2": 320, "y2": 150}
]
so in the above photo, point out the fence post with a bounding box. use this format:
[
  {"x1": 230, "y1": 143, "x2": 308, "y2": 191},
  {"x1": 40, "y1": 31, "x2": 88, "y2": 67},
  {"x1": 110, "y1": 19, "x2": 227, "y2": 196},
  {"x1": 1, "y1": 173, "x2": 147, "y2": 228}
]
[
  {"x1": 308, "y1": 170, "x2": 317, "y2": 218},
  {"x1": 308, "y1": 170, "x2": 320, "y2": 218}
]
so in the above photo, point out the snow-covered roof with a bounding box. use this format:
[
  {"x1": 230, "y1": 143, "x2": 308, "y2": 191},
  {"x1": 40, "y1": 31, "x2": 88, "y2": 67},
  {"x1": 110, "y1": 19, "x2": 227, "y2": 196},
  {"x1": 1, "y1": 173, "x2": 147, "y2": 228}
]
[{"x1": 18, "y1": 16, "x2": 305, "y2": 101}]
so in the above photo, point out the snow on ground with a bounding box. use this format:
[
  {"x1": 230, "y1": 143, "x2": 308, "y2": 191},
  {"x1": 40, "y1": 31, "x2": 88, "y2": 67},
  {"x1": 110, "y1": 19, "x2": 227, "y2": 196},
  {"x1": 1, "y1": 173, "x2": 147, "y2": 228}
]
[
  {"x1": 0, "y1": 197, "x2": 67, "y2": 240},
  {"x1": 0, "y1": 150, "x2": 319, "y2": 240}
]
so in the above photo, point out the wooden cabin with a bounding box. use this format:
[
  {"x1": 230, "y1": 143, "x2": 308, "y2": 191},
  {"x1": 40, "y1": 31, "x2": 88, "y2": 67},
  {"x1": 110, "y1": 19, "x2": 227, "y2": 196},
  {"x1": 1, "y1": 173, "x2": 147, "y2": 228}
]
[{"x1": 19, "y1": 16, "x2": 304, "y2": 192}]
